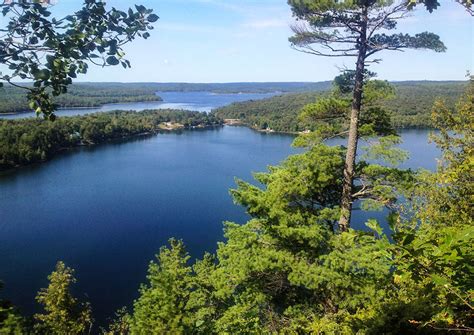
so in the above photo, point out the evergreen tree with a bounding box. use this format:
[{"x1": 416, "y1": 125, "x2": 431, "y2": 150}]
[
  {"x1": 287, "y1": 0, "x2": 446, "y2": 231},
  {"x1": 34, "y1": 261, "x2": 92, "y2": 335},
  {"x1": 131, "y1": 239, "x2": 194, "y2": 334},
  {"x1": 0, "y1": 283, "x2": 25, "y2": 335},
  {"x1": 101, "y1": 307, "x2": 132, "y2": 335}
]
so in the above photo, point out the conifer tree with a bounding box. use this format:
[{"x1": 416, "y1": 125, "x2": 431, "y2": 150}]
[
  {"x1": 34, "y1": 261, "x2": 92, "y2": 335},
  {"x1": 131, "y1": 239, "x2": 194, "y2": 334},
  {"x1": 287, "y1": 0, "x2": 446, "y2": 231}
]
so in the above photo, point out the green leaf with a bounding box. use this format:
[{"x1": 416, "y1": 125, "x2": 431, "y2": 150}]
[
  {"x1": 365, "y1": 219, "x2": 383, "y2": 237},
  {"x1": 135, "y1": 5, "x2": 146, "y2": 13},
  {"x1": 431, "y1": 274, "x2": 449, "y2": 286},
  {"x1": 196, "y1": 320, "x2": 204, "y2": 327},
  {"x1": 106, "y1": 56, "x2": 119, "y2": 65},
  {"x1": 36, "y1": 69, "x2": 50, "y2": 80},
  {"x1": 148, "y1": 14, "x2": 159, "y2": 22}
]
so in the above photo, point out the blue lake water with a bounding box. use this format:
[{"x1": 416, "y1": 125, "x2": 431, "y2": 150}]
[
  {"x1": 0, "y1": 91, "x2": 440, "y2": 327},
  {"x1": 0, "y1": 91, "x2": 278, "y2": 119}
]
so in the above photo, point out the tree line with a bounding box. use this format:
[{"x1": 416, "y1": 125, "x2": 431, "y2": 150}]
[
  {"x1": 0, "y1": 109, "x2": 222, "y2": 170},
  {"x1": 213, "y1": 81, "x2": 467, "y2": 132},
  {"x1": 0, "y1": 84, "x2": 162, "y2": 114}
]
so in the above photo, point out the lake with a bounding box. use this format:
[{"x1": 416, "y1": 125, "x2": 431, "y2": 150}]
[
  {"x1": 0, "y1": 91, "x2": 278, "y2": 119},
  {"x1": 0, "y1": 92, "x2": 440, "y2": 327}
]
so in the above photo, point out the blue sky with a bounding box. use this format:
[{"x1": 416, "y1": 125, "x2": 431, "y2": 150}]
[{"x1": 51, "y1": 0, "x2": 473, "y2": 82}]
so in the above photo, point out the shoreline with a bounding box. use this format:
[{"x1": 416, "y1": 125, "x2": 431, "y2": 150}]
[
  {"x1": 224, "y1": 119, "x2": 435, "y2": 136},
  {"x1": 0, "y1": 97, "x2": 163, "y2": 116},
  {"x1": 0, "y1": 123, "x2": 223, "y2": 173}
]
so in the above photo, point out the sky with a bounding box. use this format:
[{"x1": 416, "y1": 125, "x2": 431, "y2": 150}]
[{"x1": 22, "y1": 0, "x2": 474, "y2": 82}]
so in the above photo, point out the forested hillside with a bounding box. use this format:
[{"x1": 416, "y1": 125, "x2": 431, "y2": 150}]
[
  {"x1": 0, "y1": 82, "x2": 332, "y2": 114},
  {"x1": 214, "y1": 81, "x2": 467, "y2": 132},
  {"x1": 144, "y1": 81, "x2": 333, "y2": 93},
  {"x1": 387, "y1": 81, "x2": 466, "y2": 127},
  {"x1": 2, "y1": 81, "x2": 462, "y2": 121},
  {"x1": 0, "y1": 83, "x2": 162, "y2": 114},
  {"x1": 0, "y1": 109, "x2": 221, "y2": 170}
]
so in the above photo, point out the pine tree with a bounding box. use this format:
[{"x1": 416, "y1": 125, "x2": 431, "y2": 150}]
[
  {"x1": 287, "y1": 0, "x2": 446, "y2": 231},
  {"x1": 131, "y1": 239, "x2": 194, "y2": 334},
  {"x1": 34, "y1": 261, "x2": 92, "y2": 335}
]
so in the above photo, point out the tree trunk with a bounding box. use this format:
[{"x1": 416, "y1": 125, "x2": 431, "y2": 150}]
[{"x1": 338, "y1": 8, "x2": 368, "y2": 232}]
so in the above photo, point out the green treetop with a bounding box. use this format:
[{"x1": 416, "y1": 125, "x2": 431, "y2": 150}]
[
  {"x1": 34, "y1": 261, "x2": 92, "y2": 335},
  {"x1": 287, "y1": 0, "x2": 446, "y2": 231},
  {"x1": 131, "y1": 239, "x2": 194, "y2": 334}
]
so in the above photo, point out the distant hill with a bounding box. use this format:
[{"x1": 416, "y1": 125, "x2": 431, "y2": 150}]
[
  {"x1": 0, "y1": 81, "x2": 333, "y2": 114},
  {"x1": 0, "y1": 81, "x2": 466, "y2": 120},
  {"x1": 139, "y1": 82, "x2": 334, "y2": 93},
  {"x1": 0, "y1": 83, "x2": 162, "y2": 114},
  {"x1": 213, "y1": 81, "x2": 468, "y2": 132}
]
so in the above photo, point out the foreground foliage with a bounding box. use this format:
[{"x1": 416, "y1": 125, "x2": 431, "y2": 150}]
[
  {"x1": 0, "y1": 0, "x2": 158, "y2": 119},
  {"x1": 34, "y1": 262, "x2": 92, "y2": 335}
]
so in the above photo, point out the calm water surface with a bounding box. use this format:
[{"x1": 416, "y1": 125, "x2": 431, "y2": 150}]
[
  {"x1": 0, "y1": 91, "x2": 277, "y2": 119},
  {"x1": 0, "y1": 126, "x2": 298, "y2": 324},
  {"x1": 0, "y1": 92, "x2": 440, "y2": 326}
]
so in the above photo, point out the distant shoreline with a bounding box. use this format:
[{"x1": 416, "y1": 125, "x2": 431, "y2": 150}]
[{"x1": 0, "y1": 97, "x2": 164, "y2": 116}]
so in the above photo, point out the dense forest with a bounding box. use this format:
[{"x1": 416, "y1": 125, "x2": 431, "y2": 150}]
[
  {"x1": 0, "y1": 109, "x2": 221, "y2": 170},
  {"x1": 214, "y1": 81, "x2": 467, "y2": 132},
  {"x1": 0, "y1": 84, "x2": 163, "y2": 114}
]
